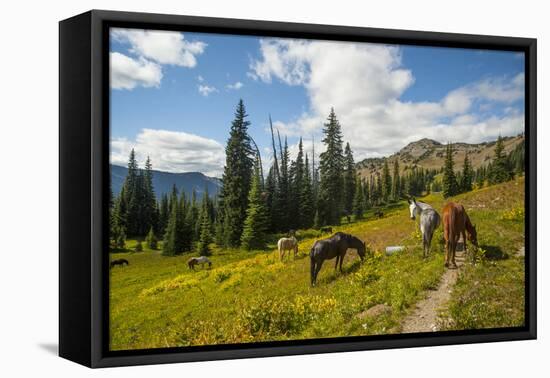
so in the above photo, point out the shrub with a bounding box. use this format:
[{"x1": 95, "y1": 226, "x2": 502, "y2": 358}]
[
  {"x1": 135, "y1": 240, "x2": 143, "y2": 252},
  {"x1": 237, "y1": 296, "x2": 336, "y2": 337},
  {"x1": 213, "y1": 270, "x2": 232, "y2": 283}
]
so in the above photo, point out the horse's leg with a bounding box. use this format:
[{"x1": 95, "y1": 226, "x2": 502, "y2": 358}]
[
  {"x1": 311, "y1": 259, "x2": 316, "y2": 286},
  {"x1": 424, "y1": 231, "x2": 429, "y2": 257},
  {"x1": 339, "y1": 252, "x2": 344, "y2": 272},
  {"x1": 450, "y1": 239, "x2": 458, "y2": 268},
  {"x1": 334, "y1": 255, "x2": 339, "y2": 271},
  {"x1": 461, "y1": 230, "x2": 468, "y2": 258},
  {"x1": 444, "y1": 240, "x2": 450, "y2": 267},
  {"x1": 314, "y1": 260, "x2": 324, "y2": 285},
  {"x1": 428, "y1": 229, "x2": 434, "y2": 256}
]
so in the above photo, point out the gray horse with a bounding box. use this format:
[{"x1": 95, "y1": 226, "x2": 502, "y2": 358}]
[
  {"x1": 408, "y1": 198, "x2": 441, "y2": 258},
  {"x1": 310, "y1": 232, "x2": 366, "y2": 286}
]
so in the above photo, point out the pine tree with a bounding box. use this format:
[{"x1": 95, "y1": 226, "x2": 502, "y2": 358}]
[
  {"x1": 196, "y1": 189, "x2": 213, "y2": 256},
  {"x1": 318, "y1": 108, "x2": 345, "y2": 225},
  {"x1": 124, "y1": 149, "x2": 140, "y2": 236},
  {"x1": 461, "y1": 153, "x2": 473, "y2": 192},
  {"x1": 352, "y1": 178, "x2": 364, "y2": 220},
  {"x1": 220, "y1": 100, "x2": 254, "y2": 247},
  {"x1": 276, "y1": 136, "x2": 291, "y2": 230},
  {"x1": 442, "y1": 143, "x2": 459, "y2": 198},
  {"x1": 158, "y1": 193, "x2": 169, "y2": 236},
  {"x1": 363, "y1": 176, "x2": 371, "y2": 210},
  {"x1": 240, "y1": 162, "x2": 269, "y2": 250},
  {"x1": 146, "y1": 227, "x2": 158, "y2": 250},
  {"x1": 143, "y1": 156, "x2": 157, "y2": 234},
  {"x1": 488, "y1": 135, "x2": 512, "y2": 185},
  {"x1": 342, "y1": 142, "x2": 356, "y2": 217},
  {"x1": 391, "y1": 159, "x2": 400, "y2": 201},
  {"x1": 313, "y1": 209, "x2": 321, "y2": 229},
  {"x1": 181, "y1": 192, "x2": 193, "y2": 252},
  {"x1": 509, "y1": 139, "x2": 525, "y2": 175},
  {"x1": 299, "y1": 153, "x2": 315, "y2": 229},
  {"x1": 162, "y1": 189, "x2": 185, "y2": 256},
  {"x1": 114, "y1": 225, "x2": 126, "y2": 249},
  {"x1": 381, "y1": 159, "x2": 392, "y2": 203},
  {"x1": 289, "y1": 138, "x2": 306, "y2": 230}
]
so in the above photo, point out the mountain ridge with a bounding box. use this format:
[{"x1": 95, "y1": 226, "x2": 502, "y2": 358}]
[
  {"x1": 111, "y1": 164, "x2": 222, "y2": 199},
  {"x1": 356, "y1": 134, "x2": 524, "y2": 179}
]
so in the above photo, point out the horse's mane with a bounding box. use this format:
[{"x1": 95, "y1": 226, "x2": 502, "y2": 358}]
[
  {"x1": 416, "y1": 201, "x2": 434, "y2": 211},
  {"x1": 331, "y1": 232, "x2": 361, "y2": 243}
]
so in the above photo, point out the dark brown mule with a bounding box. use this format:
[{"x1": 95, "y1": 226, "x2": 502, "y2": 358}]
[{"x1": 442, "y1": 202, "x2": 478, "y2": 268}]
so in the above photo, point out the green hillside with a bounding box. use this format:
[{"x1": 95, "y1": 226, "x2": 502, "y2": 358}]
[{"x1": 109, "y1": 177, "x2": 525, "y2": 351}]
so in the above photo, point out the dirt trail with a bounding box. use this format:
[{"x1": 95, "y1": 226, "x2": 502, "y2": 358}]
[{"x1": 401, "y1": 250, "x2": 465, "y2": 333}]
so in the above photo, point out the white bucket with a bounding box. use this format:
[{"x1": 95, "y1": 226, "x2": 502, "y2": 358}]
[{"x1": 385, "y1": 246, "x2": 405, "y2": 255}]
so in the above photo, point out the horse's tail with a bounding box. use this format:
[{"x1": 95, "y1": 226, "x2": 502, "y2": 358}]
[{"x1": 448, "y1": 207, "x2": 456, "y2": 246}]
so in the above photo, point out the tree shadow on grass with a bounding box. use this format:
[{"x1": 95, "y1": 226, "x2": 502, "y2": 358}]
[{"x1": 480, "y1": 244, "x2": 509, "y2": 260}]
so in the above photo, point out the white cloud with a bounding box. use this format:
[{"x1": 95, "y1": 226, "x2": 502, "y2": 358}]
[
  {"x1": 112, "y1": 28, "x2": 206, "y2": 67},
  {"x1": 110, "y1": 129, "x2": 225, "y2": 177},
  {"x1": 226, "y1": 81, "x2": 244, "y2": 90},
  {"x1": 110, "y1": 52, "x2": 162, "y2": 90},
  {"x1": 197, "y1": 75, "x2": 204, "y2": 82},
  {"x1": 198, "y1": 84, "x2": 218, "y2": 96},
  {"x1": 250, "y1": 38, "x2": 525, "y2": 160}
]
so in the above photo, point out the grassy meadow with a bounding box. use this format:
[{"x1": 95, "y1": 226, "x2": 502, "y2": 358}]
[{"x1": 109, "y1": 177, "x2": 525, "y2": 351}]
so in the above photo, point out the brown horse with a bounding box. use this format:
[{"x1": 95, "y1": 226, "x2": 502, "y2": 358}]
[{"x1": 442, "y1": 202, "x2": 478, "y2": 268}]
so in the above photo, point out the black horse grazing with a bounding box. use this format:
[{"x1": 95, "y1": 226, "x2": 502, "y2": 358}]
[
  {"x1": 110, "y1": 258, "x2": 129, "y2": 269},
  {"x1": 310, "y1": 232, "x2": 366, "y2": 286}
]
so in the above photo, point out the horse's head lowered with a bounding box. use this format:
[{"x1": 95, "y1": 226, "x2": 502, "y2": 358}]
[
  {"x1": 355, "y1": 239, "x2": 367, "y2": 261},
  {"x1": 408, "y1": 198, "x2": 419, "y2": 220},
  {"x1": 467, "y1": 224, "x2": 478, "y2": 248}
]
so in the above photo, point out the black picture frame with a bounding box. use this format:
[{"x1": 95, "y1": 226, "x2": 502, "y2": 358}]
[{"x1": 59, "y1": 9, "x2": 537, "y2": 368}]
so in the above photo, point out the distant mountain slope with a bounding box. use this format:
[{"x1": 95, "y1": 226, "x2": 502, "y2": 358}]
[
  {"x1": 111, "y1": 164, "x2": 222, "y2": 199},
  {"x1": 357, "y1": 134, "x2": 524, "y2": 179}
]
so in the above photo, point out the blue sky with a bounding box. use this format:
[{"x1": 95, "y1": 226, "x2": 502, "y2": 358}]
[{"x1": 110, "y1": 28, "x2": 525, "y2": 177}]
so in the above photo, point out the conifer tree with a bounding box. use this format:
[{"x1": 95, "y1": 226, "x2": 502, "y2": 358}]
[
  {"x1": 162, "y1": 190, "x2": 184, "y2": 256},
  {"x1": 124, "y1": 149, "x2": 140, "y2": 236},
  {"x1": 196, "y1": 189, "x2": 213, "y2": 256},
  {"x1": 313, "y1": 209, "x2": 321, "y2": 229},
  {"x1": 289, "y1": 138, "x2": 306, "y2": 229},
  {"x1": 363, "y1": 176, "x2": 371, "y2": 210},
  {"x1": 158, "y1": 193, "x2": 169, "y2": 236},
  {"x1": 391, "y1": 159, "x2": 400, "y2": 201},
  {"x1": 143, "y1": 156, "x2": 157, "y2": 233},
  {"x1": 381, "y1": 159, "x2": 392, "y2": 203},
  {"x1": 461, "y1": 153, "x2": 473, "y2": 192},
  {"x1": 299, "y1": 153, "x2": 315, "y2": 229},
  {"x1": 352, "y1": 178, "x2": 365, "y2": 220},
  {"x1": 276, "y1": 136, "x2": 291, "y2": 230},
  {"x1": 114, "y1": 225, "x2": 126, "y2": 249},
  {"x1": 146, "y1": 227, "x2": 157, "y2": 250},
  {"x1": 442, "y1": 143, "x2": 459, "y2": 198},
  {"x1": 240, "y1": 162, "x2": 269, "y2": 250},
  {"x1": 342, "y1": 142, "x2": 356, "y2": 217},
  {"x1": 220, "y1": 100, "x2": 254, "y2": 247},
  {"x1": 488, "y1": 135, "x2": 512, "y2": 185},
  {"x1": 318, "y1": 108, "x2": 344, "y2": 225}
]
